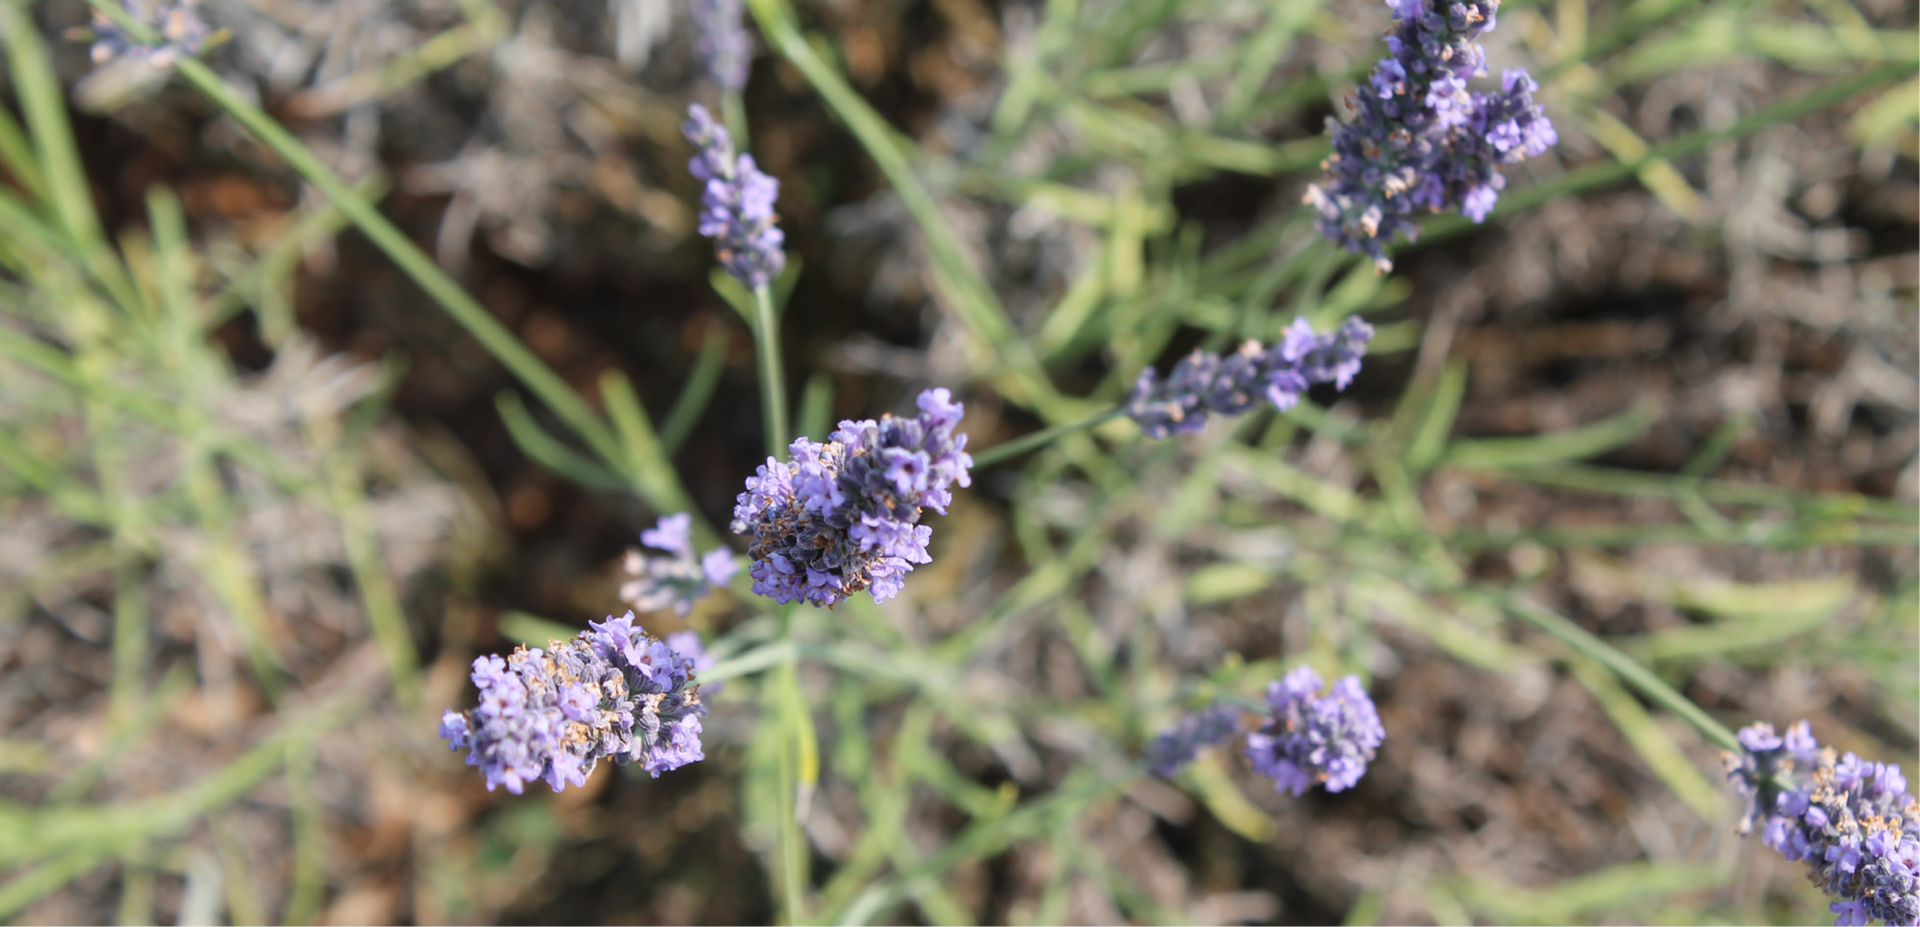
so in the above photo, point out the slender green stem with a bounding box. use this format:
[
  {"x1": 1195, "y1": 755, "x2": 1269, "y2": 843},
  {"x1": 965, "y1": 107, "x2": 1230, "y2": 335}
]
[
  {"x1": 722, "y1": 90, "x2": 752, "y2": 153},
  {"x1": 1499, "y1": 593, "x2": 1740, "y2": 752},
  {"x1": 160, "y1": 56, "x2": 625, "y2": 471},
  {"x1": 971, "y1": 408, "x2": 1126, "y2": 469},
  {"x1": 753, "y1": 283, "x2": 790, "y2": 456}
]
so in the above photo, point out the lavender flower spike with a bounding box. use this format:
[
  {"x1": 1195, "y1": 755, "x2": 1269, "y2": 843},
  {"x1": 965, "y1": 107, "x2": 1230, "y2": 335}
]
[
  {"x1": 1725, "y1": 721, "x2": 1920, "y2": 926},
  {"x1": 1127, "y1": 316, "x2": 1374, "y2": 439},
  {"x1": 731, "y1": 388, "x2": 972, "y2": 607},
  {"x1": 1305, "y1": 0, "x2": 1556, "y2": 271},
  {"x1": 691, "y1": 0, "x2": 751, "y2": 90},
  {"x1": 82, "y1": 0, "x2": 211, "y2": 69},
  {"x1": 620, "y1": 513, "x2": 739, "y2": 616},
  {"x1": 1146, "y1": 704, "x2": 1244, "y2": 778},
  {"x1": 683, "y1": 104, "x2": 786, "y2": 289},
  {"x1": 439, "y1": 612, "x2": 706, "y2": 793},
  {"x1": 1245, "y1": 666, "x2": 1385, "y2": 796}
]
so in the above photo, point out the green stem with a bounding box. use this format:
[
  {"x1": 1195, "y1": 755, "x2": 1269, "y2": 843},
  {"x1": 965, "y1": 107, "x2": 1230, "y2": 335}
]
[
  {"x1": 162, "y1": 56, "x2": 625, "y2": 471},
  {"x1": 722, "y1": 89, "x2": 751, "y2": 153},
  {"x1": 971, "y1": 408, "x2": 1126, "y2": 469},
  {"x1": 753, "y1": 283, "x2": 790, "y2": 456},
  {"x1": 1499, "y1": 593, "x2": 1740, "y2": 752}
]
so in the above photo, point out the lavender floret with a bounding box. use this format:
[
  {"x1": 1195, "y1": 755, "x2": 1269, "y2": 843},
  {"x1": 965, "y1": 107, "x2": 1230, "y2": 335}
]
[
  {"x1": 730, "y1": 388, "x2": 972, "y2": 608},
  {"x1": 440, "y1": 612, "x2": 706, "y2": 793},
  {"x1": 1305, "y1": 0, "x2": 1556, "y2": 271},
  {"x1": 1127, "y1": 316, "x2": 1374, "y2": 439},
  {"x1": 1245, "y1": 666, "x2": 1386, "y2": 796},
  {"x1": 82, "y1": 0, "x2": 210, "y2": 68},
  {"x1": 1725, "y1": 721, "x2": 1920, "y2": 926},
  {"x1": 1146, "y1": 704, "x2": 1244, "y2": 777},
  {"x1": 691, "y1": 0, "x2": 751, "y2": 90},
  {"x1": 683, "y1": 104, "x2": 786, "y2": 289},
  {"x1": 620, "y1": 513, "x2": 739, "y2": 617}
]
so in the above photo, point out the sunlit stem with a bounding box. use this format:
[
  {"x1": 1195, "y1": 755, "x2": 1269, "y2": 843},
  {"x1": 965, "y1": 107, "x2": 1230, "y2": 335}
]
[
  {"x1": 971, "y1": 407, "x2": 1127, "y2": 469},
  {"x1": 1500, "y1": 593, "x2": 1740, "y2": 752},
  {"x1": 753, "y1": 282, "x2": 790, "y2": 456}
]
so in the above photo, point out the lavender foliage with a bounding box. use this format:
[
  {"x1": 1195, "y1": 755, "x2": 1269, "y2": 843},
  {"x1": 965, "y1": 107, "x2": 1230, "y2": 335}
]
[
  {"x1": 620, "y1": 513, "x2": 739, "y2": 617},
  {"x1": 1304, "y1": 0, "x2": 1557, "y2": 271},
  {"x1": 691, "y1": 0, "x2": 751, "y2": 90},
  {"x1": 439, "y1": 612, "x2": 706, "y2": 793},
  {"x1": 1245, "y1": 666, "x2": 1386, "y2": 796},
  {"x1": 1127, "y1": 316, "x2": 1374, "y2": 439},
  {"x1": 1726, "y1": 721, "x2": 1920, "y2": 926},
  {"x1": 1146, "y1": 704, "x2": 1244, "y2": 778},
  {"x1": 683, "y1": 103, "x2": 785, "y2": 289},
  {"x1": 84, "y1": 0, "x2": 211, "y2": 69},
  {"x1": 730, "y1": 388, "x2": 972, "y2": 607}
]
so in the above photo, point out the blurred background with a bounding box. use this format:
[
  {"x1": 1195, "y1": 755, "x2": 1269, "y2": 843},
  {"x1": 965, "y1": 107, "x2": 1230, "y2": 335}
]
[{"x1": 0, "y1": 0, "x2": 1914, "y2": 922}]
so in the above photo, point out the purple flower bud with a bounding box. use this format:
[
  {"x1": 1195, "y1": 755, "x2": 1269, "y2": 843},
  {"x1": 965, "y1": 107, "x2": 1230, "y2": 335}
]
[
  {"x1": 1127, "y1": 317, "x2": 1374, "y2": 438},
  {"x1": 1145, "y1": 704, "x2": 1243, "y2": 778},
  {"x1": 683, "y1": 104, "x2": 786, "y2": 289},
  {"x1": 730, "y1": 389, "x2": 972, "y2": 607},
  {"x1": 1303, "y1": 0, "x2": 1555, "y2": 271},
  {"x1": 691, "y1": 0, "x2": 751, "y2": 90},
  {"x1": 621, "y1": 514, "x2": 739, "y2": 617},
  {"x1": 439, "y1": 612, "x2": 707, "y2": 792},
  {"x1": 1724, "y1": 719, "x2": 1920, "y2": 925},
  {"x1": 1244, "y1": 667, "x2": 1386, "y2": 796},
  {"x1": 83, "y1": 0, "x2": 209, "y2": 69}
]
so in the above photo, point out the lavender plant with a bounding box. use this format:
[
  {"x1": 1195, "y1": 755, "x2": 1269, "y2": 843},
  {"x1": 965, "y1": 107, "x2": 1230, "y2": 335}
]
[
  {"x1": 1305, "y1": 0, "x2": 1557, "y2": 271},
  {"x1": 1246, "y1": 666, "x2": 1387, "y2": 796},
  {"x1": 1127, "y1": 317, "x2": 1375, "y2": 439},
  {"x1": 692, "y1": 0, "x2": 751, "y2": 91},
  {"x1": 730, "y1": 388, "x2": 973, "y2": 607},
  {"x1": 79, "y1": 0, "x2": 210, "y2": 68},
  {"x1": 619, "y1": 513, "x2": 739, "y2": 616},
  {"x1": 1727, "y1": 721, "x2": 1920, "y2": 926},
  {"x1": 684, "y1": 103, "x2": 786, "y2": 290},
  {"x1": 439, "y1": 612, "x2": 707, "y2": 793}
]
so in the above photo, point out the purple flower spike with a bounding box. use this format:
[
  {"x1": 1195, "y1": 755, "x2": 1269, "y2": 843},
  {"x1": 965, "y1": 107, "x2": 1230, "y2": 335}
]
[
  {"x1": 440, "y1": 612, "x2": 707, "y2": 792},
  {"x1": 1127, "y1": 317, "x2": 1374, "y2": 439},
  {"x1": 1724, "y1": 720, "x2": 1920, "y2": 926},
  {"x1": 683, "y1": 104, "x2": 786, "y2": 289},
  {"x1": 1245, "y1": 666, "x2": 1385, "y2": 796},
  {"x1": 621, "y1": 514, "x2": 739, "y2": 617},
  {"x1": 1146, "y1": 704, "x2": 1244, "y2": 777},
  {"x1": 1305, "y1": 0, "x2": 1556, "y2": 271},
  {"x1": 84, "y1": 0, "x2": 210, "y2": 69},
  {"x1": 691, "y1": 0, "x2": 751, "y2": 90},
  {"x1": 730, "y1": 388, "x2": 972, "y2": 607}
]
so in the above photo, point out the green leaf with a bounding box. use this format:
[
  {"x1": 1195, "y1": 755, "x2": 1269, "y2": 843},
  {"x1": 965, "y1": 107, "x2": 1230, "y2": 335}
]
[{"x1": 1440, "y1": 400, "x2": 1659, "y2": 469}]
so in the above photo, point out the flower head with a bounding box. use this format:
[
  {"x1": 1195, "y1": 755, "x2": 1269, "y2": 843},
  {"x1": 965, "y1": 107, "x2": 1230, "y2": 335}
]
[
  {"x1": 1724, "y1": 720, "x2": 1920, "y2": 926},
  {"x1": 730, "y1": 388, "x2": 972, "y2": 607},
  {"x1": 1127, "y1": 316, "x2": 1374, "y2": 439},
  {"x1": 691, "y1": 0, "x2": 751, "y2": 90},
  {"x1": 1145, "y1": 704, "x2": 1244, "y2": 777},
  {"x1": 82, "y1": 0, "x2": 210, "y2": 69},
  {"x1": 440, "y1": 612, "x2": 706, "y2": 793},
  {"x1": 620, "y1": 513, "x2": 739, "y2": 617},
  {"x1": 683, "y1": 104, "x2": 785, "y2": 289},
  {"x1": 1245, "y1": 666, "x2": 1386, "y2": 796},
  {"x1": 1304, "y1": 0, "x2": 1555, "y2": 271}
]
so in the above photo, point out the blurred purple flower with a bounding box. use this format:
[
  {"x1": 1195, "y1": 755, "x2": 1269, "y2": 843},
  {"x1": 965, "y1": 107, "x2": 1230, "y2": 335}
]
[
  {"x1": 82, "y1": 0, "x2": 210, "y2": 69},
  {"x1": 683, "y1": 103, "x2": 785, "y2": 289},
  {"x1": 620, "y1": 513, "x2": 738, "y2": 616},
  {"x1": 1127, "y1": 316, "x2": 1373, "y2": 439},
  {"x1": 692, "y1": 0, "x2": 751, "y2": 90},
  {"x1": 1725, "y1": 720, "x2": 1920, "y2": 926},
  {"x1": 1146, "y1": 704, "x2": 1244, "y2": 777},
  {"x1": 1305, "y1": 0, "x2": 1556, "y2": 271},
  {"x1": 439, "y1": 612, "x2": 706, "y2": 793},
  {"x1": 730, "y1": 388, "x2": 972, "y2": 607},
  {"x1": 1245, "y1": 666, "x2": 1385, "y2": 796}
]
